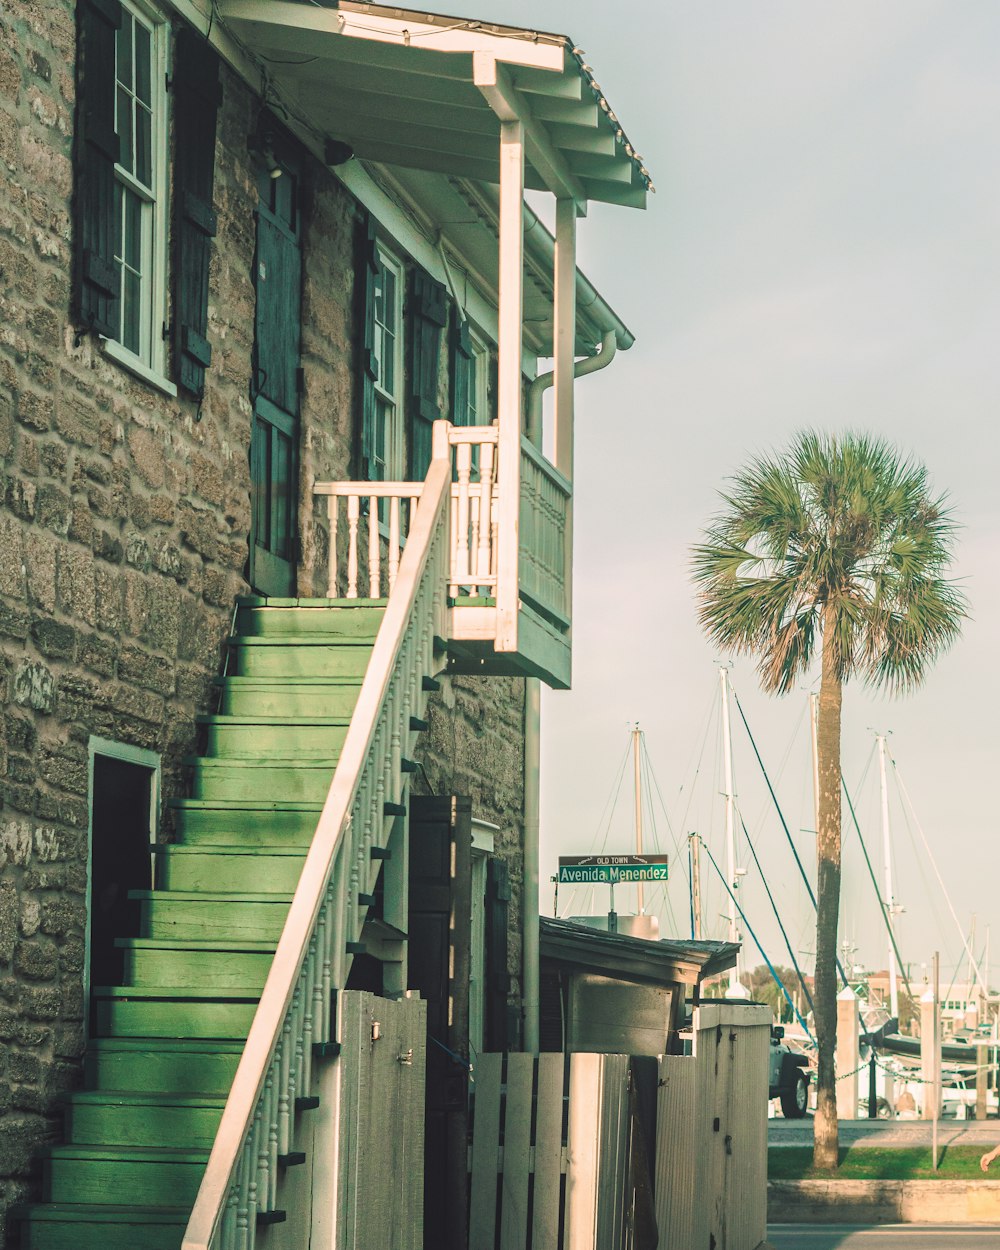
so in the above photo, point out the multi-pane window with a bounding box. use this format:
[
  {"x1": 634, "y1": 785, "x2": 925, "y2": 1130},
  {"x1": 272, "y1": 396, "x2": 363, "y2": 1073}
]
[
  {"x1": 453, "y1": 325, "x2": 490, "y2": 428},
  {"x1": 371, "y1": 245, "x2": 404, "y2": 482},
  {"x1": 113, "y1": 0, "x2": 167, "y2": 369}
]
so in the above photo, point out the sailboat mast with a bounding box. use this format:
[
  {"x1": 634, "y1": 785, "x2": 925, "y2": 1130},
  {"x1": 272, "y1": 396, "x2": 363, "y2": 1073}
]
[
  {"x1": 689, "y1": 832, "x2": 703, "y2": 940},
  {"x1": 633, "y1": 724, "x2": 645, "y2": 914},
  {"x1": 877, "y1": 734, "x2": 900, "y2": 1020},
  {"x1": 720, "y1": 668, "x2": 742, "y2": 995}
]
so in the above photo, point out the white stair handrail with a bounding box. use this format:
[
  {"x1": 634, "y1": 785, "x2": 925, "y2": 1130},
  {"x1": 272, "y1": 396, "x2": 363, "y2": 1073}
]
[{"x1": 183, "y1": 423, "x2": 453, "y2": 1250}]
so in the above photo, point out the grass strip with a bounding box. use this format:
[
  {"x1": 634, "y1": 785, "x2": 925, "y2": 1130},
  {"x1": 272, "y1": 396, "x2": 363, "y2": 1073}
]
[{"x1": 769, "y1": 1146, "x2": 997, "y2": 1181}]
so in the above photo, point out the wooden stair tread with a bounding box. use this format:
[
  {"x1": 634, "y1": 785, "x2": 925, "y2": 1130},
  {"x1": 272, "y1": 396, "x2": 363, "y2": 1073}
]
[
  {"x1": 212, "y1": 675, "x2": 364, "y2": 687},
  {"x1": 169, "y1": 797, "x2": 323, "y2": 810},
  {"x1": 116, "y1": 937, "x2": 276, "y2": 951},
  {"x1": 91, "y1": 985, "x2": 260, "y2": 1001},
  {"x1": 184, "y1": 755, "x2": 338, "y2": 767},
  {"x1": 228, "y1": 635, "x2": 377, "y2": 647},
  {"x1": 45, "y1": 1144, "x2": 210, "y2": 1163},
  {"x1": 129, "y1": 889, "x2": 293, "y2": 904},
  {"x1": 236, "y1": 595, "x2": 386, "y2": 607},
  {"x1": 152, "y1": 844, "x2": 306, "y2": 858},
  {"x1": 196, "y1": 714, "x2": 352, "y2": 726},
  {"x1": 68, "y1": 1091, "x2": 226, "y2": 1108},
  {"x1": 19, "y1": 1204, "x2": 189, "y2": 1222},
  {"x1": 86, "y1": 1037, "x2": 245, "y2": 1053}
]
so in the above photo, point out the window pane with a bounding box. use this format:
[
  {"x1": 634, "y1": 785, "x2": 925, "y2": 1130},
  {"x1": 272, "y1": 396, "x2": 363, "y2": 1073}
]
[
  {"x1": 382, "y1": 326, "x2": 394, "y2": 393},
  {"x1": 116, "y1": 13, "x2": 133, "y2": 91},
  {"x1": 117, "y1": 87, "x2": 133, "y2": 174},
  {"x1": 135, "y1": 104, "x2": 151, "y2": 188},
  {"x1": 122, "y1": 269, "x2": 141, "y2": 354},
  {"x1": 122, "y1": 188, "x2": 142, "y2": 271},
  {"x1": 134, "y1": 22, "x2": 151, "y2": 105}
]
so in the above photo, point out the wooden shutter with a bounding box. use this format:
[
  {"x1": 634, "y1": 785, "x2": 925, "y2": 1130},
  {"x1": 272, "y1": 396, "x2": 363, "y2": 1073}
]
[
  {"x1": 73, "y1": 0, "x2": 121, "y2": 338},
  {"x1": 485, "y1": 856, "x2": 511, "y2": 1051},
  {"x1": 409, "y1": 795, "x2": 472, "y2": 1250},
  {"x1": 449, "y1": 312, "x2": 473, "y2": 426},
  {"x1": 173, "y1": 27, "x2": 222, "y2": 398},
  {"x1": 409, "y1": 268, "x2": 447, "y2": 479},
  {"x1": 358, "y1": 213, "x2": 379, "y2": 479}
]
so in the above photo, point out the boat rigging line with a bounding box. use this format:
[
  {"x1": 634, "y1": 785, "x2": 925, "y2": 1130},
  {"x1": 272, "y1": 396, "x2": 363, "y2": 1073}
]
[
  {"x1": 697, "y1": 836, "x2": 814, "y2": 1041},
  {"x1": 737, "y1": 811, "x2": 815, "y2": 1017},
  {"x1": 841, "y1": 773, "x2": 916, "y2": 1007},
  {"x1": 731, "y1": 687, "x2": 849, "y2": 989},
  {"x1": 891, "y1": 755, "x2": 990, "y2": 998}
]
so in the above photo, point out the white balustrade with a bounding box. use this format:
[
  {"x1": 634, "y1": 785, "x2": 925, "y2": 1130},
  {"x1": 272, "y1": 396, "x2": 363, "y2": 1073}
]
[
  {"x1": 183, "y1": 429, "x2": 452, "y2": 1250},
  {"x1": 518, "y1": 435, "x2": 570, "y2": 625},
  {"x1": 314, "y1": 483, "x2": 423, "y2": 600},
  {"x1": 448, "y1": 425, "x2": 499, "y2": 599}
]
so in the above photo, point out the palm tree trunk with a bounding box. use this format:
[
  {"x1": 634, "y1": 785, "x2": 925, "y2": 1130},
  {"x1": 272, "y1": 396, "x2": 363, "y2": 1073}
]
[{"x1": 812, "y1": 610, "x2": 843, "y2": 1170}]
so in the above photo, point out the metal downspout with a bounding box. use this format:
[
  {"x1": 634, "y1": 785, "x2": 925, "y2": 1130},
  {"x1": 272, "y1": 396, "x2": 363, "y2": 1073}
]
[
  {"x1": 525, "y1": 330, "x2": 618, "y2": 445},
  {"x1": 522, "y1": 328, "x2": 621, "y2": 1055}
]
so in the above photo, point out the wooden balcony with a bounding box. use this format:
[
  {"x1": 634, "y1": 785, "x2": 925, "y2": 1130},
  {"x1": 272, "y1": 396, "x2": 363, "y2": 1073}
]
[{"x1": 314, "y1": 421, "x2": 573, "y2": 690}]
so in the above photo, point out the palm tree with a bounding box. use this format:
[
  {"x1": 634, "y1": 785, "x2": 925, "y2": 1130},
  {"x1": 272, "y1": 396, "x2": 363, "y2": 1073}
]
[{"x1": 692, "y1": 431, "x2": 966, "y2": 1169}]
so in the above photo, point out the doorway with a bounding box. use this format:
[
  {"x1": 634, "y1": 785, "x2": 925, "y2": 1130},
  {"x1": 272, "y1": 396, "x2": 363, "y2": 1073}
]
[
  {"x1": 87, "y1": 738, "x2": 159, "y2": 1031},
  {"x1": 249, "y1": 142, "x2": 302, "y2": 596}
]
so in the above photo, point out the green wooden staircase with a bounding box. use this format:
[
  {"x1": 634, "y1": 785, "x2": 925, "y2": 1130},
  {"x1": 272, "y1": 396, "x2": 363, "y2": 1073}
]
[{"x1": 19, "y1": 597, "x2": 393, "y2": 1250}]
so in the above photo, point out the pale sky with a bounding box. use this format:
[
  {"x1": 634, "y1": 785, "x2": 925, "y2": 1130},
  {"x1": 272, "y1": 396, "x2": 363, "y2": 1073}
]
[{"x1": 443, "y1": 1, "x2": 1000, "y2": 988}]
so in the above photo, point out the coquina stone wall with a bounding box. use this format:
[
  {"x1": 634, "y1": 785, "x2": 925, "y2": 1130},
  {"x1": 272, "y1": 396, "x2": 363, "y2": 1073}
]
[{"x1": 0, "y1": 2, "x2": 526, "y2": 1232}]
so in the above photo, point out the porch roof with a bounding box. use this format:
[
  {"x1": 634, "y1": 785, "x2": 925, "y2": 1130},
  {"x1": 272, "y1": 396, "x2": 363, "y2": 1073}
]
[
  {"x1": 215, "y1": 1, "x2": 652, "y2": 210},
  {"x1": 539, "y1": 917, "x2": 740, "y2": 989}
]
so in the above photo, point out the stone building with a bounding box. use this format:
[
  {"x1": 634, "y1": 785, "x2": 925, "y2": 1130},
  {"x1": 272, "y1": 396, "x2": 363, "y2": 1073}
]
[{"x1": 0, "y1": 0, "x2": 648, "y2": 1244}]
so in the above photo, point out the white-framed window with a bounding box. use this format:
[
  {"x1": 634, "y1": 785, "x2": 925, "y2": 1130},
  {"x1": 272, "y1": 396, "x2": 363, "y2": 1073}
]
[
  {"x1": 454, "y1": 324, "x2": 490, "y2": 428},
  {"x1": 110, "y1": 0, "x2": 169, "y2": 377},
  {"x1": 371, "y1": 244, "x2": 405, "y2": 482}
]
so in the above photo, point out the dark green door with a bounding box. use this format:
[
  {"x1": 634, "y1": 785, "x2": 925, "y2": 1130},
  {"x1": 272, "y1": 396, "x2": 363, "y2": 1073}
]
[{"x1": 250, "y1": 163, "x2": 301, "y2": 596}]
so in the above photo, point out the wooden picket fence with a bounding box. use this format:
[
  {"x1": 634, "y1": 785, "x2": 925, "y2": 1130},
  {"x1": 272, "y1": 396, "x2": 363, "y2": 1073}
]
[{"x1": 468, "y1": 1052, "x2": 631, "y2": 1250}]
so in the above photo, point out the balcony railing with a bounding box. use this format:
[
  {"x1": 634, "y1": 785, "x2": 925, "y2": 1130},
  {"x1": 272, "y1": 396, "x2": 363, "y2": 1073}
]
[{"x1": 313, "y1": 420, "x2": 572, "y2": 687}]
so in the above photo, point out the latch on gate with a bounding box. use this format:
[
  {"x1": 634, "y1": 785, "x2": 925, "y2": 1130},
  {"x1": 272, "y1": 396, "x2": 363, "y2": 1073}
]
[{"x1": 397, "y1": 1048, "x2": 413, "y2": 1066}]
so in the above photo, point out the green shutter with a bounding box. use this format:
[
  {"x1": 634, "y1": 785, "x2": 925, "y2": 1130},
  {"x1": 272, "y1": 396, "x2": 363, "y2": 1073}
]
[
  {"x1": 409, "y1": 268, "x2": 447, "y2": 479},
  {"x1": 173, "y1": 28, "x2": 222, "y2": 399},
  {"x1": 450, "y1": 312, "x2": 473, "y2": 426},
  {"x1": 73, "y1": 0, "x2": 122, "y2": 338},
  {"x1": 359, "y1": 214, "x2": 379, "y2": 480}
]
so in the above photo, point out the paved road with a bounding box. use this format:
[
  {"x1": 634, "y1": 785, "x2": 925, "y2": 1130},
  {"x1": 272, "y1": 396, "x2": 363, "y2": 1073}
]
[{"x1": 768, "y1": 1226, "x2": 999, "y2": 1248}]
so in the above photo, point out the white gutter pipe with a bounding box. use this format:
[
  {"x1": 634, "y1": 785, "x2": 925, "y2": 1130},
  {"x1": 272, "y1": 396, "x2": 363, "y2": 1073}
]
[
  {"x1": 522, "y1": 327, "x2": 620, "y2": 1055},
  {"x1": 526, "y1": 330, "x2": 618, "y2": 445}
]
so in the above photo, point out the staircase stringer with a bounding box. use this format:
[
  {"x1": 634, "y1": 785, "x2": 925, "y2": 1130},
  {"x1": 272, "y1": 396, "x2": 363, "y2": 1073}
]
[{"x1": 183, "y1": 431, "x2": 453, "y2": 1250}]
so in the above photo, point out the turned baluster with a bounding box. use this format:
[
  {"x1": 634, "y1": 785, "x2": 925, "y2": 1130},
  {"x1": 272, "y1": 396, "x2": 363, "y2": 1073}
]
[
  {"x1": 455, "y1": 441, "x2": 472, "y2": 587},
  {"x1": 346, "y1": 495, "x2": 359, "y2": 599},
  {"x1": 477, "y1": 441, "x2": 494, "y2": 584},
  {"x1": 368, "y1": 497, "x2": 380, "y2": 598},
  {"x1": 326, "y1": 496, "x2": 338, "y2": 599},
  {"x1": 388, "y1": 495, "x2": 401, "y2": 590}
]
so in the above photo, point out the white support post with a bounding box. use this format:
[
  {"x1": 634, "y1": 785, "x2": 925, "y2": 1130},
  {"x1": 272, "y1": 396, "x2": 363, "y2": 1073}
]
[
  {"x1": 554, "y1": 196, "x2": 576, "y2": 628},
  {"x1": 495, "y1": 119, "x2": 524, "y2": 653},
  {"x1": 836, "y1": 986, "x2": 860, "y2": 1121}
]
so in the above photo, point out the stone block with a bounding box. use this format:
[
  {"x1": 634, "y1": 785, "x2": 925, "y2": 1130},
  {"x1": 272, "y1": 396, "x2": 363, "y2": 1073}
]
[
  {"x1": 39, "y1": 895, "x2": 82, "y2": 938},
  {"x1": 77, "y1": 631, "x2": 114, "y2": 677},
  {"x1": 36, "y1": 481, "x2": 70, "y2": 535},
  {"x1": 18, "y1": 985, "x2": 59, "y2": 1020},
  {"x1": 13, "y1": 940, "x2": 56, "y2": 982},
  {"x1": 0, "y1": 513, "x2": 25, "y2": 597},
  {"x1": 12, "y1": 660, "x2": 53, "y2": 713},
  {"x1": 118, "y1": 643, "x2": 175, "y2": 695},
  {"x1": 16, "y1": 388, "x2": 52, "y2": 432},
  {"x1": 24, "y1": 528, "x2": 56, "y2": 611},
  {"x1": 0, "y1": 601, "x2": 30, "y2": 640},
  {"x1": 59, "y1": 544, "x2": 96, "y2": 625},
  {"x1": 0, "y1": 880, "x2": 16, "y2": 963},
  {"x1": 30, "y1": 616, "x2": 74, "y2": 659}
]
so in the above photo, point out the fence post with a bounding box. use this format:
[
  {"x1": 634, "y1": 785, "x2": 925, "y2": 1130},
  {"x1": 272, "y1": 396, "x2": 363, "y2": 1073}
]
[{"x1": 836, "y1": 987, "x2": 860, "y2": 1121}]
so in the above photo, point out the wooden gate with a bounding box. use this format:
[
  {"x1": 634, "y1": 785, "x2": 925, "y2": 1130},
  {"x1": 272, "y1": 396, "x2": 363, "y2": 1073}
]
[
  {"x1": 469, "y1": 1052, "x2": 631, "y2": 1250},
  {"x1": 654, "y1": 1003, "x2": 770, "y2": 1250}
]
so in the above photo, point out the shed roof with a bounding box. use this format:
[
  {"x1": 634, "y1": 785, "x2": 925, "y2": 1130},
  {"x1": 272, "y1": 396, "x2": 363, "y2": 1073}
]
[{"x1": 540, "y1": 918, "x2": 740, "y2": 989}]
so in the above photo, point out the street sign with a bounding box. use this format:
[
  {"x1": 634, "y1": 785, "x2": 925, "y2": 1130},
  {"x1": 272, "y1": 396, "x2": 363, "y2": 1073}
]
[{"x1": 556, "y1": 853, "x2": 669, "y2": 885}]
